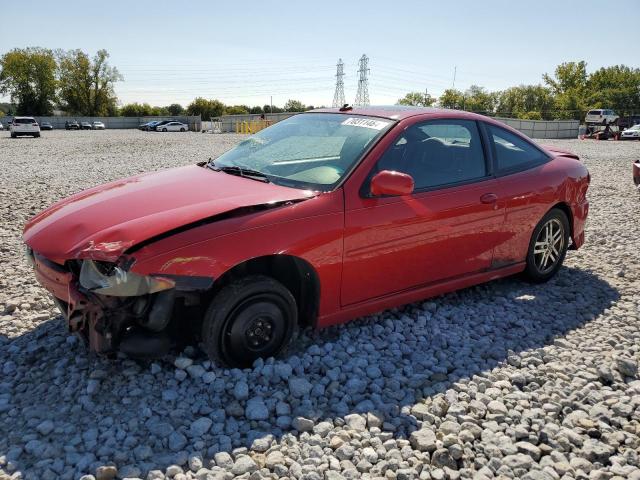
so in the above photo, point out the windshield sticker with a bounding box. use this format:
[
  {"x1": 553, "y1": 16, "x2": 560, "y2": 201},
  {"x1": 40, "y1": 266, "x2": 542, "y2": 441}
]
[{"x1": 341, "y1": 117, "x2": 390, "y2": 130}]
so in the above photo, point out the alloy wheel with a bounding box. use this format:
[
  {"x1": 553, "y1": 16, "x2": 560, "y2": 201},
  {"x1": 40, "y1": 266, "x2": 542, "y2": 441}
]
[{"x1": 533, "y1": 218, "x2": 565, "y2": 274}]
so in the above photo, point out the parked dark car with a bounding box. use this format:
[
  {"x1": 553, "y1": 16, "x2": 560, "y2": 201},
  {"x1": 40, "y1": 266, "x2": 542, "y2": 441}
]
[
  {"x1": 80, "y1": 122, "x2": 92, "y2": 130},
  {"x1": 23, "y1": 106, "x2": 590, "y2": 367},
  {"x1": 65, "y1": 120, "x2": 80, "y2": 130},
  {"x1": 40, "y1": 122, "x2": 53, "y2": 131},
  {"x1": 139, "y1": 121, "x2": 161, "y2": 131}
]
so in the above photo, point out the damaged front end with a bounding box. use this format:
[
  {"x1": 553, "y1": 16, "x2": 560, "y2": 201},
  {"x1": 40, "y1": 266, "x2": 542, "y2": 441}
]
[{"x1": 27, "y1": 247, "x2": 210, "y2": 358}]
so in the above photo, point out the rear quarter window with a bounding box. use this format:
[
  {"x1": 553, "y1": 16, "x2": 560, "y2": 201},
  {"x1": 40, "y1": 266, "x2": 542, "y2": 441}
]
[{"x1": 487, "y1": 125, "x2": 549, "y2": 173}]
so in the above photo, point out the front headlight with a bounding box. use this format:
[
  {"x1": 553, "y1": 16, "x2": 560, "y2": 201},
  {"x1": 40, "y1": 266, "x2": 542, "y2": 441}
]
[{"x1": 79, "y1": 259, "x2": 174, "y2": 297}]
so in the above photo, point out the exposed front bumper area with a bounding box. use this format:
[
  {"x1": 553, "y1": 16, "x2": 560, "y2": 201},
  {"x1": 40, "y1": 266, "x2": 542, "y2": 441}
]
[
  {"x1": 28, "y1": 250, "x2": 209, "y2": 358},
  {"x1": 571, "y1": 199, "x2": 589, "y2": 250}
]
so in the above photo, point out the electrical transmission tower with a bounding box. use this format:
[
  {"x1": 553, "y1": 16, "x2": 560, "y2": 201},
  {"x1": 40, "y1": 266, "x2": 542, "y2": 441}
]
[
  {"x1": 332, "y1": 58, "x2": 346, "y2": 108},
  {"x1": 354, "y1": 54, "x2": 370, "y2": 107}
]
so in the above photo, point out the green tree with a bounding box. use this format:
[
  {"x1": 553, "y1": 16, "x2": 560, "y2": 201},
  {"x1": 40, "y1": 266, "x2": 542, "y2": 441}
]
[
  {"x1": 225, "y1": 105, "x2": 250, "y2": 115},
  {"x1": 283, "y1": 99, "x2": 306, "y2": 112},
  {"x1": 249, "y1": 106, "x2": 263, "y2": 114},
  {"x1": 0, "y1": 47, "x2": 57, "y2": 115},
  {"x1": 57, "y1": 49, "x2": 122, "y2": 116},
  {"x1": 463, "y1": 85, "x2": 497, "y2": 114},
  {"x1": 166, "y1": 103, "x2": 184, "y2": 115},
  {"x1": 397, "y1": 91, "x2": 435, "y2": 107},
  {"x1": 495, "y1": 85, "x2": 555, "y2": 119},
  {"x1": 186, "y1": 97, "x2": 225, "y2": 120},
  {"x1": 586, "y1": 65, "x2": 640, "y2": 115},
  {"x1": 438, "y1": 89, "x2": 465, "y2": 109},
  {"x1": 263, "y1": 104, "x2": 284, "y2": 113},
  {"x1": 120, "y1": 102, "x2": 152, "y2": 116},
  {"x1": 543, "y1": 61, "x2": 588, "y2": 119}
]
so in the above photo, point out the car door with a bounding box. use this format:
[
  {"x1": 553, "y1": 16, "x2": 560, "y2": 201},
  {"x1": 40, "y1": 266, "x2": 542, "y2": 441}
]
[
  {"x1": 484, "y1": 123, "x2": 556, "y2": 266},
  {"x1": 341, "y1": 118, "x2": 507, "y2": 306}
]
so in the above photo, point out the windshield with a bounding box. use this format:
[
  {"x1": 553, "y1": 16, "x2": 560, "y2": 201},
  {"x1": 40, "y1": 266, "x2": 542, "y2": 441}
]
[{"x1": 213, "y1": 113, "x2": 393, "y2": 190}]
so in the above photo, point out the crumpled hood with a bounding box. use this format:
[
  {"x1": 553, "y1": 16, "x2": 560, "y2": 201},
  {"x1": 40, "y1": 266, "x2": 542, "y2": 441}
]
[{"x1": 24, "y1": 165, "x2": 314, "y2": 262}]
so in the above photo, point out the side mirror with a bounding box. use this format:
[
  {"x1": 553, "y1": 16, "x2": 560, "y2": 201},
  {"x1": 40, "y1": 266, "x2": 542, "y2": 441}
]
[{"x1": 370, "y1": 170, "x2": 414, "y2": 196}]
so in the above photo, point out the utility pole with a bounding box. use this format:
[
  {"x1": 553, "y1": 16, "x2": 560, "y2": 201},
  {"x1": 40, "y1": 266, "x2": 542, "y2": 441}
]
[
  {"x1": 354, "y1": 54, "x2": 370, "y2": 107},
  {"x1": 270, "y1": 96, "x2": 273, "y2": 115},
  {"x1": 424, "y1": 88, "x2": 429, "y2": 106},
  {"x1": 452, "y1": 66, "x2": 457, "y2": 89},
  {"x1": 332, "y1": 58, "x2": 346, "y2": 108}
]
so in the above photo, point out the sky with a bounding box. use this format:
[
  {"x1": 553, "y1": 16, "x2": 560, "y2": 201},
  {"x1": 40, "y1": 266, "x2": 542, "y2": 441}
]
[{"x1": 1, "y1": 0, "x2": 639, "y2": 109}]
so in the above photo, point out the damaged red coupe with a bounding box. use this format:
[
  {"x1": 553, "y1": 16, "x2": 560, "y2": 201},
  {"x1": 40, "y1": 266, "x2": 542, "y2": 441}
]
[{"x1": 23, "y1": 107, "x2": 590, "y2": 367}]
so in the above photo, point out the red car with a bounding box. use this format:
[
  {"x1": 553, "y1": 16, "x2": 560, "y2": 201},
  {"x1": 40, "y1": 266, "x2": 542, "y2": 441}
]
[{"x1": 23, "y1": 107, "x2": 590, "y2": 367}]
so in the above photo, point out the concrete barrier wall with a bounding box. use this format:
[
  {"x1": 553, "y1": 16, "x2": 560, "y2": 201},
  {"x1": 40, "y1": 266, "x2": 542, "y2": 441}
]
[
  {"x1": 2, "y1": 115, "x2": 202, "y2": 131},
  {"x1": 3, "y1": 112, "x2": 577, "y2": 138},
  {"x1": 213, "y1": 113, "x2": 579, "y2": 139},
  {"x1": 494, "y1": 117, "x2": 579, "y2": 139}
]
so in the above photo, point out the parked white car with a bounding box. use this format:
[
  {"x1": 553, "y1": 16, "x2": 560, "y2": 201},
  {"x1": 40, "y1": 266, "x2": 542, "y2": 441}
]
[
  {"x1": 10, "y1": 117, "x2": 41, "y2": 138},
  {"x1": 156, "y1": 121, "x2": 188, "y2": 132},
  {"x1": 621, "y1": 124, "x2": 640, "y2": 140},
  {"x1": 92, "y1": 121, "x2": 106, "y2": 130},
  {"x1": 585, "y1": 109, "x2": 619, "y2": 126}
]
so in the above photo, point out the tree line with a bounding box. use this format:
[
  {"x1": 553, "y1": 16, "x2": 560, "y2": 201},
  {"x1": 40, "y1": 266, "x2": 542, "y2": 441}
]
[
  {"x1": 0, "y1": 47, "x2": 318, "y2": 118},
  {"x1": 2, "y1": 48, "x2": 638, "y2": 121},
  {"x1": 398, "y1": 62, "x2": 640, "y2": 121},
  {"x1": 118, "y1": 98, "x2": 317, "y2": 119}
]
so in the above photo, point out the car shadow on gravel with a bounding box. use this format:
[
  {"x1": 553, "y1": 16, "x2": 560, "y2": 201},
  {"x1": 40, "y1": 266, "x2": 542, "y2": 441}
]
[{"x1": 0, "y1": 266, "x2": 620, "y2": 478}]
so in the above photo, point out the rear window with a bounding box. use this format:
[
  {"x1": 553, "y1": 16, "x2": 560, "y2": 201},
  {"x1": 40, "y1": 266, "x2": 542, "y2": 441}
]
[
  {"x1": 588, "y1": 110, "x2": 602, "y2": 115},
  {"x1": 14, "y1": 118, "x2": 35, "y2": 124}
]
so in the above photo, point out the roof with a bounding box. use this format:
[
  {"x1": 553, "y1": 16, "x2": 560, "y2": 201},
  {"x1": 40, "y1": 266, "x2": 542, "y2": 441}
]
[{"x1": 309, "y1": 105, "x2": 485, "y2": 121}]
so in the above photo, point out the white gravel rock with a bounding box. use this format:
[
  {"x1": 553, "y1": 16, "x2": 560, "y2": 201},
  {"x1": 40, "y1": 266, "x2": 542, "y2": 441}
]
[{"x1": 1, "y1": 133, "x2": 639, "y2": 480}]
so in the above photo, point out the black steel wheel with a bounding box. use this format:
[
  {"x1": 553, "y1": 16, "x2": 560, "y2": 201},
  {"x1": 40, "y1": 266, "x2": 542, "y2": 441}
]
[
  {"x1": 523, "y1": 208, "x2": 570, "y2": 283},
  {"x1": 201, "y1": 275, "x2": 297, "y2": 367}
]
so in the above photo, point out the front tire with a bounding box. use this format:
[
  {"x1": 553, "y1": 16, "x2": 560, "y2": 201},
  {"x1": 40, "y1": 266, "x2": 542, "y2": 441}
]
[
  {"x1": 162, "y1": 128, "x2": 167, "y2": 132},
  {"x1": 201, "y1": 275, "x2": 297, "y2": 367},
  {"x1": 523, "y1": 208, "x2": 570, "y2": 283}
]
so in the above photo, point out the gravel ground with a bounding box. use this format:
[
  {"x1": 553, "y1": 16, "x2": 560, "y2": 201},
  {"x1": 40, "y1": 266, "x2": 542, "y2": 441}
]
[{"x1": 0, "y1": 130, "x2": 639, "y2": 480}]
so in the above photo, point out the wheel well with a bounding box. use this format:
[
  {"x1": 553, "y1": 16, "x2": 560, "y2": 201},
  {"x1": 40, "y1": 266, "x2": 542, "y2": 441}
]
[
  {"x1": 551, "y1": 202, "x2": 575, "y2": 248},
  {"x1": 212, "y1": 255, "x2": 320, "y2": 329}
]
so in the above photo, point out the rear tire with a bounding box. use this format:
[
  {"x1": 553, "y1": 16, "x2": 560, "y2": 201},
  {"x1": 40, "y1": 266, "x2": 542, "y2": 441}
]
[
  {"x1": 201, "y1": 275, "x2": 297, "y2": 368},
  {"x1": 523, "y1": 208, "x2": 570, "y2": 283},
  {"x1": 180, "y1": 128, "x2": 185, "y2": 132}
]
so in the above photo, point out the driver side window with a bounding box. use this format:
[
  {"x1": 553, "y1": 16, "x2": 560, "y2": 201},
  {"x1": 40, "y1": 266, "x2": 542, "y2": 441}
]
[{"x1": 375, "y1": 119, "x2": 487, "y2": 190}]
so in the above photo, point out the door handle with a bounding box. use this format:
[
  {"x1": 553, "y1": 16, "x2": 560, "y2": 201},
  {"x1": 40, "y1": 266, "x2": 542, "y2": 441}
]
[{"x1": 480, "y1": 193, "x2": 498, "y2": 204}]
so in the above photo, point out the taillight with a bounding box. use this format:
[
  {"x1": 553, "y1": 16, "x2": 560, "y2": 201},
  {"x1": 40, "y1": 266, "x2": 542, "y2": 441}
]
[{"x1": 32, "y1": 123, "x2": 38, "y2": 126}]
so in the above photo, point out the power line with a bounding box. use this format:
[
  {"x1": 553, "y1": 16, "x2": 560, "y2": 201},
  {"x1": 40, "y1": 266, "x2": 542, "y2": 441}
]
[
  {"x1": 332, "y1": 58, "x2": 346, "y2": 108},
  {"x1": 354, "y1": 54, "x2": 370, "y2": 107}
]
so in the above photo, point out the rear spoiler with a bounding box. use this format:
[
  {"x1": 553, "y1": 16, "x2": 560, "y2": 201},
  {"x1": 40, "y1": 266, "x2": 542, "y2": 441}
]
[{"x1": 541, "y1": 145, "x2": 580, "y2": 161}]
